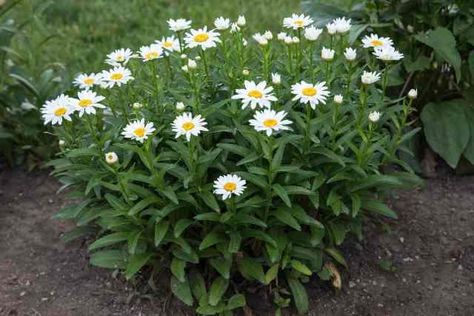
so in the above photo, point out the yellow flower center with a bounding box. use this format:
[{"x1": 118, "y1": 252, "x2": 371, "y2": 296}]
[
  {"x1": 133, "y1": 127, "x2": 146, "y2": 137},
  {"x1": 182, "y1": 121, "x2": 195, "y2": 131},
  {"x1": 370, "y1": 39, "x2": 383, "y2": 47},
  {"x1": 145, "y1": 51, "x2": 159, "y2": 60},
  {"x1": 107, "y1": 154, "x2": 114, "y2": 160},
  {"x1": 78, "y1": 99, "x2": 93, "y2": 108},
  {"x1": 164, "y1": 41, "x2": 173, "y2": 48},
  {"x1": 247, "y1": 89, "x2": 263, "y2": 99},
  {"x1": 302, "y1": 87, "x2": 317, "y2": 96},
  {"x1": 116, "y1": 55, "x2": 125, "y2": 61},
  {"x1": 110, "y1": 73, "x2": 124, "y2": 80},
  {"x1": 263, "y1": 118, "x2": 278, "y2": 128},
  {"x1": 54, "y1": 107, "x2": 67, "y2": 117},
  {"x1": 84, "y1": 78, "x2": 94, "y2": 85},
  {"x1": 223, "y1": 182, "x2": 237, "y2": 192},
  {"x1": 194, "y1": 33, "x2": 209, "y2": 43},
  {"x1": 294, "y1": 19, "x2": 304, "y2": 27}
]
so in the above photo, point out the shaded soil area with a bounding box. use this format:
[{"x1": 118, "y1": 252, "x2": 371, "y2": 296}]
[{"x1": 0, "y1": 169, "x2": 473, "y2": 315}]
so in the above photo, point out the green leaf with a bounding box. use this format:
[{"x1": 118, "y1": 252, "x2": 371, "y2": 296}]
[
  {"x1": 174, "y1": 219, "x2": 193, "y2": 238},
  {"x1": 273, "y1": 183, "x2": 292, "y2": 207},
  {"x1": 171, "y1": 276, "x2": 194, "y2": 306},
  {"x1": 463, "y1": 105, "x2": 474, "y2": 164},
  {"x1": 290, "y1": 260, "x2": 312, "y2": 276},
  {"x1": 199, "y1": 231, "x2": 225, "y2": 250},
  {"x1": 189, "y1": 270, "x2": 207, "y2": 300},
  {"x1": 363, "y1": 199, "x2": 397, "y2": 219},
  {"x1": 238, "y1": 258, "x2": 265, "y2": 283},
  {"x1": 226, "y1": 294, "x2": 246, "y2": 311},
  {"x1": 287, "y1": 277, "x2": 309, "y2": 314},
  {"x1": 325, "y1": 248, "x2": 348, "y2": 268},
  {"x1": 125, "y1": 253, "x2": 152, "y2": 280},
  {"x1": 61, "y1": 226, "x2": 95, "y2": 243},
  {"x1": 89, "y1": 232, "x2": 129, "y2": 251},
  {"x1": 210, "y1": 257, "x2": 232, "y2": 279},
  {"x1": 273, "y1": 208, "x2": 301, "y2": 231},
  {"x1": 154, "y1": 220, "x2": 169, "y2": 247},
  {"x1": 421, "y1": 100, "x2": 470, "y2": 168},
  {"x1": 228, "y1": 231, "x2": 241, "y2": 253},
  {"x1": 415, "y1": 27, "x2": 462, "y2": 82},
  {"x1": 264, "y1": 264, "x2": 280, "y2": 285},
  {"x1": 128, "y1": 230, "x2": 142, "y2": 254},
  {"x1": 171, "y1": 258, "x2": 186, "y2": 282},
  {"x1": 200, "y1": 190, "x2": 221, "y2": 213},
  {"x1": 128, "y1": 196, "x2": 160, "y2": 215},
  {"x1": 208, "y1": 277, "x2": 229, "y2": 306},
  {"x1": 90, "y1": 250, "x2": 126, "y2": 269}
]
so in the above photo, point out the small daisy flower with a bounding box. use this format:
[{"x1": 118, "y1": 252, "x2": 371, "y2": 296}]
[
  {"x1": 272, "y1": 73, "x2": 281, "y2": 85},
  {"x1": 230, "y1": 23, "x2": 241, "y2": 33},
  {"x1": 249, "y1": 109, "x2": 292, "y2": 136},
  {"x1": 362, "y1": 34, "x2": 393, "y2": 49},
  {"x1": 105, "y1": 152, "x2": 118, "y2": 164},
  {"x1": 237, "y1": 15, "x2": 246, "y2": 26},
  {"x1": 283, "y1": 13, "x2": 313, "y2": 30},
  {"x1": 291, "y1": 81, "x2": 330, "y2": 109},
  {"x1": 73, "y1": 73, "x2": 101, "y2": 90},
  {"x1": 361, "y1": 71, "x2": 381, "y2": 85},
  {"x1": 368, "y1": 111, "x2": 381, "y2": 122},
  {"x1": 41, "y1": 94, "x2": 75, "y2": 126},
  {"x1": 214, "y1": 17, "x2": 231, "y2": 30},
  {"x1": 138, "y1": 44, "x2": 163, "y2": 62},
  {"x1": 101, "y1": 66, "x2": 134, "y2": 88},
  {"x1": 172, "y1": 112, "x2": 208, "y2": 141},
  {"x1": 408, "y1": 89, "x2": 418, "y2": 99},
  {"x1": 263, "y1": 31, "x2": 273, "y2": 40},
  {"x1": 253, "y1": 33, "x2": 268, "y2": 46},
  {"x1": 156, "y1": 36, "x2": 180, "y2": 54},
  {"x1": 72, "y1": 90, "x2": 105, "y2": 117},
  {"x1": 231, "y1": 80, "x2": 277, "y2": 110},
  {"x1": 344, "y1": 47, "x2": 357, "y2": 61},
  {"x1": 168, "y1": 18, "x2": 192, "y2": 32},
  {"x1": 277, "y1": 32, "x2": 288, "y2": 41},
  {"x1": 321, "y1": 47, "x2": 335, "y2": 61},
  {"x1": 105, "y1": 48, "x2": 134, "y2": 66},
  {"x1": 304, "y1": 26, "x2": 323, "y2": 41},
  {"x1": 334, "y1": 95, "x2": 343, "y2": 104},
  {"x1": 373, "y1": 46, "x2": 404, "y2": 61},
  {"x1": 326, "y1": 22, "x2": 337, "y2": 35},
  {"x1": 184, "y1": 26, "x2": 221, "y2": 50},
  {"x1": 213, "y1": 174, "x2": 246, "y2": 200},
  {"x1": 122, "y1": 119, "x2": 155, "y2": 143},
  {"x1": 333, "y1": 17, "x2": 351, "y2": 33}
]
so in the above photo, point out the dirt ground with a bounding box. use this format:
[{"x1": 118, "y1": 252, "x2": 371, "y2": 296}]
[{"x1": 0, "y1": 169, "x2": 473, "y2": 316}]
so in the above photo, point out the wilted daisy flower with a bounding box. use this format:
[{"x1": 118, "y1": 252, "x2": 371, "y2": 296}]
[
  {"x1": 105, "y1": 152, "x2": 118, "y2": 164},
  {"x1": 283, "y1": 13, "x2": 313, "y2": 30},
  {"x1": 344, "y1": 47, "x2": 357, "y2": 61},
  {"x1": 242, "y1": 38, "x2": 248, "y2": 46},
  {"x1": 334, "y1": 95, "x2": 343, "y2": 104},
  {"x1": 214, "y1": 17, "x2": 231, "y2": 30},
  {"x1": 101, "y1": 66, "x2": 134, "y2": 88},
  {"x1": 321, "y1": 47, "x2": 335, "y2": 61},
  {"x1": 292, "y1": 36, "x2": 300, "y2": 44},
  {"x1": 73, "y1": 73, "x2": 101, "y2": 90},
  {"x1": 237, "y1": 15, "x2": 246, "y2": 26},
  {"x1": 132, "y1": 102, "x2": 143, "y2": 109},
  {"x1": 232, "y1": 80, "x2": 277, "y2": 110},
  {"x1": 368, "y1": 111, "x2": 381, "y2": 122},
  {"x1": 122, "y1": 119, "x2": 155, "y2": 143},
  {"x1": 41, "y1": 94, "x2": 75, "y2": 125},
  {"x1": 249, "y1": 109, "x2": 292, "y2": 136},
  {"x1": 105, "y1": 48, "x2": 134, "y2": 66},
  {"x1": 361, "y1": 71, "x2": 381, "y2": 85},
  {"x1": 304, "y1": 26, "x2": 323, "y2": 41},
  {"x1": 230, "y1": 23, "x2": 240, "y2": 33},
  {"x1": 213, "y1": 174, "x2": 246, "y2": 200},
  {"x1": 373, "y1": 46, "x2": 404, "y2": 61},
  {"x1": 277, "y1": 32, "x2": 287, "y2": 41},
  {"x1": 284, "y1": 36, "x2": 294, "y2": 45},
  {"x1": 362, "y1": 34, "x2": 393, "y2": 49},
  {"x1": 326, "y1": 22, "x2": 337, "y2": 35},
  {"x1": 184, "y1": 26, "x2": 221, "y2": 50},
  {"x1": 138, "y1": 44, "x2": 163, "y2": 62},
  {"x1": 187, "y1": 59, "x2": 197, "y2": 69},
  {"x1": 72, "y1": 90, "x2": 105, "y2": 117},
  {"x1": 157, "y1": 36, "x2": 180, "y2": 54},
  {"x1": 263, "y1": 31, "x2": 273, "y2": 40},
  {"x1": 291, "y1": 81, "x2": 330, "y2": 109},
  {"x1": 333, "y1": 17, "x2": 351, "y2": 33},
  {"x1": 176, "y1": 102, "x2": 186, "y2": 111},
  {"x1": 272, "y1": 73, "x2": 281, "y2": 85},
  {"x1": 172, "y1": 112, "x2": 208, "y2": 141},
  {"x1": 253, "y1": 33, "x2": 268, "y2": 46},
  {"x1": 167, "y1": 18, "x2": 192, "y2": 32},
  {"x1": 408, "y1": 89, "x2": 418, "y2": 99}
]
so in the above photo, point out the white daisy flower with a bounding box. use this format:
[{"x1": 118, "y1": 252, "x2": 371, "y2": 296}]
[
  {"x1": 249, "y1": 109, "x2": 292, "y2": 136},
  {"x1": 105, "y1": 152, "x2": 118, "y2": 164},
  {"x1": 272, "y1": 73, "x2": 281, "y2": 85},
  {"x1": 172, "y1": 112, "x2": 208, "y2": 141},
  {"x1": 168, "y1": 18, "x2": 192, "y2": 32},
  {"x1": 72, "y1": 90, "x2": 105, "y2": 117},
  {"x1": 321, "y1": 47, "x2": 335, "y2": 61},
  {"x1": 184, "y1": 26, "x2": 221, "y2": 50},
  {"x1": 283, "y1": 13, "x2": 313, "y2": 30},
  {"x1": 101, "y1": 66, "x2": 134, "y2": 88},
  {"x1": 105, "y1": 48, "x2": 134, "y2": 66},
  {"x1": 291, "y1": 81, "x2": 330, "y2": 109},
  {"x1": 362, "y1": 34, "x2": 393, "y2": 49},
  {"x1": 326, "y1": 22, "x2": 337, "y2": 35},
  {"x1": 253, "y1": 33, "x2": 268, "y2": 46},
  {"x1": 334, "y1": 95, "x2": 343, "y2": 104},
  {"x1": 214, "y1": 17, "x2": 231, "y2": 30},
  {"x1": 408, "y1": 89, "x2": 418, "y2": 99},
  {"x1": 231, "y1": 80, "x2": 277, "y2": 110},
  {"x1": 344, "y1": 47, "x2": 357, "y2": 61},
  {"x1": 373, "y1": 46, "x2": 404, "y2": 61},
  {"x1": 213, "y1": 174, "x2": 246, "y2": 200},
  {"x1": 156, "y1": 36, "x2": 180, "y2": 54},
  {"x1": 237, "y1": 15, "x2": 246, "y2": 26},
  {"x1": 333, "y1": 17, "x2": 351, "y2": 33},
  {"x1": 73, "y1": 73, "x2": 101, "y2": 90},
  {"x1": 368, "y1": 111, "x2": 381, "y2": 122},
  {"x1": 122, "y1": 119, "x2": 155, "y2": 143},
  {"x1": 304, "y1": 26, "x2": 323, "y2": 41},
  {"x1": 361, "y1": 71, "x2": 381, "y2": 85},
  {"x1": 41, "y1": 94, "x2": 75, "y2": 126},
  {"x1": 138, "y1": 44, "x2": 163, "y2": 62}
]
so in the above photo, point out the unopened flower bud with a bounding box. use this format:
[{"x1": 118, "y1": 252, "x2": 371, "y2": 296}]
[
  {"x1": 105, "y1": 152, "x2": 118, "y2": 164},
  {"x1": 132, "y1": 102, "x2": 143, "y2": 109},
  {"x1": 368, "y1": 111, "x2": 381, "y2": 122},
  {"x1": 58, "y1": 140, "x2": 65, "y2": 146},
  {"x1": 334, "y1": 95, "x2": 343, "y2": 104},
  {"x1": 242, "y1": 69, "x2": 250, "y2": 76},
  {"x1": 176, "y1": 102, "x2": 185, "y2": 111},
  {"x1": 408, "y1": 89, "x2": 418, "y2": 99},
  {"x1": 187, "y1": 59, "x2": 197, "y2": 69},
  {"x1": 180, "y1": 54, "x2": 187, "y2": 59},
  {"x1": 237, "y1": 15, "x2": 246, "y2": 26},
  {"x1": 271, "y1": 72, "x2": 281, "y2": 85}
]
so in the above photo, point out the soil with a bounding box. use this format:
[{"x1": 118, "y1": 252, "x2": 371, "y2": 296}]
[{"x1": 0, "y1": 169, "x2": 473, "y2": 316}]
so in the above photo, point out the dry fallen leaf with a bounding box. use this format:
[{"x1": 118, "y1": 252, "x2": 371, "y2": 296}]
[{"x1": 325, "y1": 262, "x2": 342, "y2": 290}]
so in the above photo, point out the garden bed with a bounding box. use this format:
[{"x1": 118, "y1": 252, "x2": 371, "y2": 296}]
[{"x1": 1, "y1": 169, "x2": 473, "y2": 315}]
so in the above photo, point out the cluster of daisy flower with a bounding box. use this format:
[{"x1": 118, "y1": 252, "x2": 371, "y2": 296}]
[{"x1": 41, "y1": 13, "x2": 414, "y2": 201}]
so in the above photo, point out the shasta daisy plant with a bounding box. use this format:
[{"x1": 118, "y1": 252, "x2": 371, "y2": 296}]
[{"x1": 45, "y1": 13, "x2": 420, "y2": 315}]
